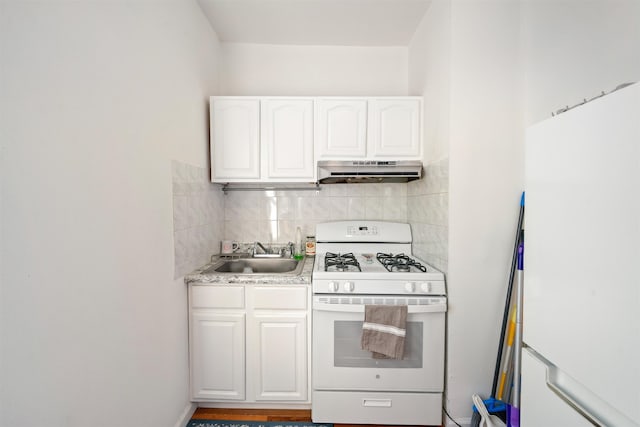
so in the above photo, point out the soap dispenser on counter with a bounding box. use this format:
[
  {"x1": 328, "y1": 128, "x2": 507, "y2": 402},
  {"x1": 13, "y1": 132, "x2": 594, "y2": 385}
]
[{"x1": 294, "y1": 226, "x2": 304, "y2": 260}]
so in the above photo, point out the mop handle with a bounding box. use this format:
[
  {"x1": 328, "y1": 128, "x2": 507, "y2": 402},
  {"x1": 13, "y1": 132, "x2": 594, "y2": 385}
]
[
  {"x1": 490, "y1": 192, "x2": 525, "y2": 397},
  {"x1": 512, "y1": 242, "x2": 525, "y2": 409}
]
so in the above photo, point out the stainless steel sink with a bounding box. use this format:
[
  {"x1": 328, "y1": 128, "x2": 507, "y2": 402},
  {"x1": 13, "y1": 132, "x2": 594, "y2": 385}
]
[{"x1": 202, "y1": 258, "x2": 303, "y2": 275}]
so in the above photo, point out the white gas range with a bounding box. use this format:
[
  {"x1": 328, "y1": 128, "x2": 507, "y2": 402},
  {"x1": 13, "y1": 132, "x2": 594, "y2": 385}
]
[
  {"x1": 313, "y1": 251, "x2": 446, "y2": 296},
  {"x1": 311, "y1": 221, "x2": 447, "y2": 426}
]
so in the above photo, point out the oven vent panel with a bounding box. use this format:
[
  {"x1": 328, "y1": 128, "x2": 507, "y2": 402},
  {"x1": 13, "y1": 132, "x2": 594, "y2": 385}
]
[{"x1": 317, "y1": 296, "x2": 442, "y2": 306}]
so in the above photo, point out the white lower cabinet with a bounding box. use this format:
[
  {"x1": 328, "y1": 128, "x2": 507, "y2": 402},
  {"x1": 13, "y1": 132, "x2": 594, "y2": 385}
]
[
  {"x1": 249, "y1": 313, "x2": 308, "y2": 401},
  {"x1": 248, "y1": 285, "x2": 309, "y2": 402},
  {"x1": 191, "y1": 311, "x2": 246, "y2": 400},
  {"x1": 189, "y1": 284, "x2": 310, "y2": 404}
]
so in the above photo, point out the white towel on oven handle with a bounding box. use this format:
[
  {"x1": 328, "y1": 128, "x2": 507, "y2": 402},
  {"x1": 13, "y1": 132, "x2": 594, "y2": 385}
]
[{"x1": 361, "y1": 304, "x2": 408, "y2": 359}]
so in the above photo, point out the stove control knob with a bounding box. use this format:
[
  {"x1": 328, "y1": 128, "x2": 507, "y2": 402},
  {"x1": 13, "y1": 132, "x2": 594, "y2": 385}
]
[
  {"x1": 404, "y1": 282, "x2": 416, "y2": 293},
  {"x1": 344, "y1": 282, "x2": 355, "y2": 292},
  {"x1": 328, "y1": 281, "x2": 339, "y2": 292},
  {"x1": 420, "y1": 282, "x2": 432, "y2": 293}
]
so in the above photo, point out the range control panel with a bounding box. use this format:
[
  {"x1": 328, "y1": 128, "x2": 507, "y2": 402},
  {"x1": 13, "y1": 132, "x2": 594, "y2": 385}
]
[
  {"x1": 346, "y1": 225, "x2": 378, "y2": 237},
  {"x1": 315, "y1": 221, "x2": 412, "y2": 243}
]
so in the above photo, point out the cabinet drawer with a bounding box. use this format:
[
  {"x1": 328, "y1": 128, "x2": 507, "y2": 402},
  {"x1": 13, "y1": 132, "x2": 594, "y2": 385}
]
[
  {"x1": 251, "y1": 286, "x2": 308, "y2": 310},
  {"x1": 191, "y1": 285, "x2": 245, "y2": 309}
]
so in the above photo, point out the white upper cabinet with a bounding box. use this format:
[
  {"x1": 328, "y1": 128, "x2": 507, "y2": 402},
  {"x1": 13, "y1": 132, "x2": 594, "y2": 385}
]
[
  {"x1": 210, "y1": 96, "x2": 423, "y2": 182},
  {"x1": 210, "y1": 97, "x2": 315, "y2": 183},
  {"x1": 315, "y1": 97, "x2": 422, "y2": 160},
  {"x1": 210, "y1": 98, "x2": 260, "y2": 181},
  {"x1": 368, "y1": 98, "x2": 422, "y2": 158},
  {"x1": 315, "y1": 98, "x2": 368, "y2": 159},
  {"x1": 262, "y1": 99, "x2": 315, "y2": 180}
]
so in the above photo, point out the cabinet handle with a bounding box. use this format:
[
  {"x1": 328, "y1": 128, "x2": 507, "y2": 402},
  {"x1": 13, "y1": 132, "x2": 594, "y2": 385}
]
[{"x1": 362, "y1": 399, "x2": 392, "y2": 408}]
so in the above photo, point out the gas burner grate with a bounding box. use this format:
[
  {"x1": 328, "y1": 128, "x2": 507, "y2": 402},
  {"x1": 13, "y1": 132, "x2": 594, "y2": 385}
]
[
  {"x1": 376, "y1": 252, "x2": 428, "y2": 273},
  {"x1": 325, "y1": 252, "x2": 361, "y2": 272}
]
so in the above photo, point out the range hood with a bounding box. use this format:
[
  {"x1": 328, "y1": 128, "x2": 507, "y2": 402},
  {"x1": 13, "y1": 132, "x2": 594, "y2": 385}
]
[{"x1": 317, "y1": 160, "x2": 423, "y2": 184}]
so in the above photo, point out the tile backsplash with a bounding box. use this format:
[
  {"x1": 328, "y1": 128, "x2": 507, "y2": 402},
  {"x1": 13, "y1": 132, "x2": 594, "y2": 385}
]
[
  {"x1": 171, "y1": 160, "x2": 448, "y2": 276},
  {"x1": 172, "y1": 161, "x2": 224, "y2": 278},
  {"x1": 408, "y1": 157, "x2": 449, "y2": 273},
  {"x1": 223, "y1": 183, "x2": 408, "y2": 243}
]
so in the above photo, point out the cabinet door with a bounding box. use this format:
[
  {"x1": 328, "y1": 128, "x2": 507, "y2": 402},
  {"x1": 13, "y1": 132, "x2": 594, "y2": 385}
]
[
  {"x1": 368, "y1": 98, "x2": 422, "y2": 158},
  {"x1": 249, "y1": 313, "x2": 308, "y2": 401},
  {"x1": 190, "y1": 311, "x2": 245, "y2": 400},
  {"x1": 261, "y1": 99, "x2": 314, "y2": 180},
  {"x1": 210, "y1": 98, "x2": 260, "y2": 182},
  {"x1": 315, "y1": 98, "x2": 367, "y2": 159}
]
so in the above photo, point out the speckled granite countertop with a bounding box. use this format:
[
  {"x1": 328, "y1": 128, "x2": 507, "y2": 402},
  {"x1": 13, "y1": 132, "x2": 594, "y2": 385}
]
[{"x1": 184, "y1": 256, "x2": 315, "y2": 285}]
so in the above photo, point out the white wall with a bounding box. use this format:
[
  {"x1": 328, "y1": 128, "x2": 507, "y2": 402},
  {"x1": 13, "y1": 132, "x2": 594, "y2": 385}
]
[
  {"x1": 522, "y1": 0, "x2": 640, "y2": 125},
  {"x1": 408, "y1": 1, "x2": 640, "y2": 425},
  {"x1": 220, "y1": 43, "x2": 408, "y2": 95},
  {"x1": 0, "y1": 1, "x2": 221, "y2": 426},
  {"x1": 408, "y1": 0, "x2": 451, "y2": 273},
  {"x1": 408, "y1": 0, "x2": 451, "y2": 164},
  {"x1": 447, "y1": 0, "x2": 524, "y2": 422},
  {"x1": 408, "y1": 1, "x2": 524, "y2": 425}
]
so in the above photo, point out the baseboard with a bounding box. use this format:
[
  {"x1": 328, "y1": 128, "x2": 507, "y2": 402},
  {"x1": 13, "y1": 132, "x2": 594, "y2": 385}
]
[{"x1": 174, "y1": 402, "x2": 197, "y2": 427}]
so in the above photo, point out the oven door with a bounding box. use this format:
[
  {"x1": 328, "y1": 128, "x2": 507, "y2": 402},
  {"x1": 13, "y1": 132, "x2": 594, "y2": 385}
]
[{"x1": 312, "y1": 295, "x2": 446, "y2": 392}]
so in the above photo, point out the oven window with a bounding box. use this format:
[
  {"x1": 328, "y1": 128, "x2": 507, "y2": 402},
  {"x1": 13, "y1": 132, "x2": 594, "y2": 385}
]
[{"x1": 333, "y1": 321, "x2": 423, "y2": 368}]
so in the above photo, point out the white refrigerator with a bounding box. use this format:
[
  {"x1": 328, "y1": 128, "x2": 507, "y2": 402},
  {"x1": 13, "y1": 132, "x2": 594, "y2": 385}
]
[{"x1": 522, "y1": 82, "x2": 639, "y2": 426}]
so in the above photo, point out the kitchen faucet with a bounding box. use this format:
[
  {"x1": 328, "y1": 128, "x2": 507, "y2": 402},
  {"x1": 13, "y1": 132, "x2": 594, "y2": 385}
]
[
  {"x1": 255, "y1": 241, "x2": 270, "y2": 254},
  {"x1": 252, "y1": 241, "x2": 295, "y2": 258},
  {"x1": 283, "y1": 242, "x2": 294, "y2": 258}
]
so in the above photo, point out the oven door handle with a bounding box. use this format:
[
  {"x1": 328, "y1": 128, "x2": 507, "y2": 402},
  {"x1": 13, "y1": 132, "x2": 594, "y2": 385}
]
[{"x1": 312, "y1": 301, "x2": 447, "y2": 314}]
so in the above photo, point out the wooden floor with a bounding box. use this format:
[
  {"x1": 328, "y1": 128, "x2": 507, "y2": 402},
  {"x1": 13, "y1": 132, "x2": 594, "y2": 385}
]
[
  {"x1": 192, "y1": 408, "x2": 311, "y2": 422},
  {"x1": 191, "y1": 408, "x2": 439, "y2": 427}
]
